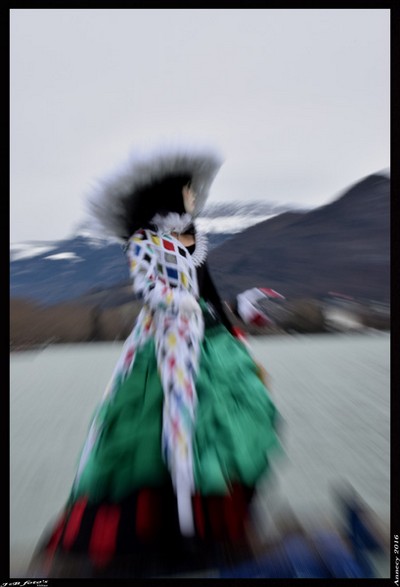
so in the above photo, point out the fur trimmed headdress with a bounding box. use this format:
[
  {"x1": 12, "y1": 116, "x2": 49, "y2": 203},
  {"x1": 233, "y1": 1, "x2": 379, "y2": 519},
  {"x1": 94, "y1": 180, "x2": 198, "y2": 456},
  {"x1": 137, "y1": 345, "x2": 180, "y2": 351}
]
[{"x1": 86, "y1": 143, "x2": 223, "y2": 240}]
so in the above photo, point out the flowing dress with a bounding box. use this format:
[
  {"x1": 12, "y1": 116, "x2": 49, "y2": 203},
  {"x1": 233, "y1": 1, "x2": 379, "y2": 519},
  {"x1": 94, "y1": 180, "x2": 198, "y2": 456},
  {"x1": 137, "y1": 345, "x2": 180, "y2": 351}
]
[{"x1": 32, "y1": 228, "x2": 280, "y2": 576}]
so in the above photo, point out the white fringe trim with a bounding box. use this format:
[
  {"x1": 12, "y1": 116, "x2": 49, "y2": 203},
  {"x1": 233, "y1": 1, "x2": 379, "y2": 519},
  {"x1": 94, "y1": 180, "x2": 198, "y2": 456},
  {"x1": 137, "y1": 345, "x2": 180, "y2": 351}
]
[
  {"x1": 176, "y1": 464, "x2": 195, "y2": 536},
  {"x1": 150, "y1": 213, "x2": 208, "y2": 267},
  {"x1": 191, "y1": 231, "x2": 208, "y2": 267}
]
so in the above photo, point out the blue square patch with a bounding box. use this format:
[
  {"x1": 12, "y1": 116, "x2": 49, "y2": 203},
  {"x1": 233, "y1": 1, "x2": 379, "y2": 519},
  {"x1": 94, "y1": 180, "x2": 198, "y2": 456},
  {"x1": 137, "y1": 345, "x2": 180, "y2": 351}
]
[{"x1": 166, "y1": 267, "x2": 179, "y2": 280}]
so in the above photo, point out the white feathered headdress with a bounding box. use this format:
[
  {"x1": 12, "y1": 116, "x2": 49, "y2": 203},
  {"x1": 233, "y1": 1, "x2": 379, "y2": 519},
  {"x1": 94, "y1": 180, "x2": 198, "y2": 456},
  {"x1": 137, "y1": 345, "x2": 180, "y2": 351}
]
[{"x1": 86, "y1": 142, "x2": 223, "y2": 240}]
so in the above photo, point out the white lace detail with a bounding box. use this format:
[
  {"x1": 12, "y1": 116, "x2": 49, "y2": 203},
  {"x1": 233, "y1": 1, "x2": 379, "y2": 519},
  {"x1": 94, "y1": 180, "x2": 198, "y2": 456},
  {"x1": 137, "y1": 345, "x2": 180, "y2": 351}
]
[{"x1": 151, "y1": 212, "x2": 193, "y2": 234}]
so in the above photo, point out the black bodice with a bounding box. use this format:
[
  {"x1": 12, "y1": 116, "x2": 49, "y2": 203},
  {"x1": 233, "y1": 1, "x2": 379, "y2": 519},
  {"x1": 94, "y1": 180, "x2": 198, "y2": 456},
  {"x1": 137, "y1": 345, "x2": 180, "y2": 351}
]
[{"x1": 187, "y1": 244, "x2": 233, "y2": 333}]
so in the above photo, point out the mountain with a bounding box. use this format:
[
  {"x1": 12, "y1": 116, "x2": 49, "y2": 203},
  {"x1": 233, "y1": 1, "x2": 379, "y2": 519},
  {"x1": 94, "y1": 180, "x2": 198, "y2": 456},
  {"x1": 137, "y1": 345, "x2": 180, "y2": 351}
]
[
  {"x1": 10, "y1": 202, "x2": 281, "y2": 306},
  {"x1": 196, "y1": 201, "x2": 296, "y2": 233},
  {"x1": 11, "y1": 236, "x2": 126, "y2": 306},
  {"x1": 208, "y1": 173, "x2": 390, "y2": 302},
  {"x1": 10, "y1": 175, "x2": 389, "y2": 308}
]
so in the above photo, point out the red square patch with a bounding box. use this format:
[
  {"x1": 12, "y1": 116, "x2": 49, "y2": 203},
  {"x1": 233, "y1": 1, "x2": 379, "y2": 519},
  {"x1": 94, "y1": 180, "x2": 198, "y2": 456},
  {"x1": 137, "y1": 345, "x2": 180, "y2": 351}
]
[{"x1": 163, "y1": 239, "x2": 175, "y2": 251}]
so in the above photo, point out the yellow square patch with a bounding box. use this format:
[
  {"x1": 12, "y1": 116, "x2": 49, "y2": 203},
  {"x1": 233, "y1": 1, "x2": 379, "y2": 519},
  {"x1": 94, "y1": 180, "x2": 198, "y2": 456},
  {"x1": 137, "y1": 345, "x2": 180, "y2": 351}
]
[
  {"x1": 130, "y1": 260, "x2": 137, "y2": 270},
  {"x1": 176, "y1": 368, "x2": 184, "y2": 384},
  {"x1": 167, "y1": 333, "x2": 177, "y2": 347},
  {"x1": 151, "y1": 235, "x2": 161, "y2": 246},
  {"x1": 180, "y1": 272, "x2": 188, "y2": 287}
]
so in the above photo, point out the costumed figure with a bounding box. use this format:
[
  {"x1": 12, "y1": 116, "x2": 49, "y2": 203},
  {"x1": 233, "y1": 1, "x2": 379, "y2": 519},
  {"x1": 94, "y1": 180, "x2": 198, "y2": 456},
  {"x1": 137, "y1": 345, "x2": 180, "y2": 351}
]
[{"x1": 30, "y1": 143, "x2": 281, "y2": 577}]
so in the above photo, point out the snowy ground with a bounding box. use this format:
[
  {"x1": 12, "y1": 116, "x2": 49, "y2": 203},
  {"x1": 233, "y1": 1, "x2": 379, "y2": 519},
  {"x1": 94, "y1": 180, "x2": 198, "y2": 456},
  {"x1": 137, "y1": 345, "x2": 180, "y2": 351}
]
[{"x1": 10, "y1": 332, "x2": 390, "y2": 577}]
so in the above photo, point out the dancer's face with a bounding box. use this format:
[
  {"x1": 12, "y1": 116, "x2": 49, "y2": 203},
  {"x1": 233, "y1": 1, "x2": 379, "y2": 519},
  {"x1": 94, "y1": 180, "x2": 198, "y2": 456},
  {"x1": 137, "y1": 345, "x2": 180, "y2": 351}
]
[{"x1": 182, "y1": 183, "x2": 196, "y2": 214}]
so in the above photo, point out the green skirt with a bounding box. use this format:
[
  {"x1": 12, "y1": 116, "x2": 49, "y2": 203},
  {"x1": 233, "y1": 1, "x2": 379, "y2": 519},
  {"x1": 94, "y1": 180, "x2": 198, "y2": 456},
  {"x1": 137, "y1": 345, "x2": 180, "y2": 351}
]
[{"x1": 71, "y1": 323, "x2": 280, "y2": 503}]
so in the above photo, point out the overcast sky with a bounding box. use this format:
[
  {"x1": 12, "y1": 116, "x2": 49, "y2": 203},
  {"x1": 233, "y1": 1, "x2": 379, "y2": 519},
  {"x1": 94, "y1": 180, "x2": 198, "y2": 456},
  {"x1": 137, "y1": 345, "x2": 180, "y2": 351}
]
[{"x1": 10, "y1": 8, "x2": 389, "y2": 243}]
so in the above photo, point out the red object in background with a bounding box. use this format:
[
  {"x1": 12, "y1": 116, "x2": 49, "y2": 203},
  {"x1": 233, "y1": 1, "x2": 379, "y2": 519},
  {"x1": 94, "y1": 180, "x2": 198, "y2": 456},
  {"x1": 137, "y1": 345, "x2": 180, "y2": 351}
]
[
  {"x1": 259, "y1": 288, "x2": 285, "y2": 299},
  {"x1": 231, "y1": 326, "x2": 247, "y2": 341},
  {"x1": 250, "y1": 312, "x2": 272, "y2": 327},
  {"x1": 231, "y1": 326, "x2": 246, "y2": 338}
]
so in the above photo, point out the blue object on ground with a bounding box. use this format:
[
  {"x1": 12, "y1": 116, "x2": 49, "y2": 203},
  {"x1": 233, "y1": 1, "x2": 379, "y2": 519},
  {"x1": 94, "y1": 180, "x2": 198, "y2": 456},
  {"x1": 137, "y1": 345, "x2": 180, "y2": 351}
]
[
  {"x1": 345, "y1": 501, "x2": 382, "y2": 577},
  {"x1": 220, "y1": 535, "x2": 331, "y2": 578},
  {"x1": 347, "y1": 501, "x2": 382, "y2": 551},
  {"x1": 281, "y1": 534, "x2": 330, "y2": 578},
  {"x1": 219, "y1": 547, "x2": 292, "y2": 578},
  {"x1": 312, "y1": 530, "x2": 368, "y2": 578}
]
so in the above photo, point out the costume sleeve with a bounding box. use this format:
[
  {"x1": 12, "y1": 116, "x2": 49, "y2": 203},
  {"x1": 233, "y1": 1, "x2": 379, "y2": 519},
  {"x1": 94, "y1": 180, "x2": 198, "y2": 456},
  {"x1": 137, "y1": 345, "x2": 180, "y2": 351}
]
[
  {"x1": 127, "y1": 230, "x2": 199, "y2": 313},
  {"x1": 200, "y1": 262, "x2": 235, "y2": 333}
]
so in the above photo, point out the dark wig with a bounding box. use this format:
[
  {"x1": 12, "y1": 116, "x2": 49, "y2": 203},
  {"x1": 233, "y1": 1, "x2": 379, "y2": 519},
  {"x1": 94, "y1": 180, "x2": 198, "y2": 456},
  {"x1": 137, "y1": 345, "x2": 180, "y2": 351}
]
[
  {"x1": 122, "y1": 173, "x2": 192, "y2": 238},
  {"x1": 87, "y1": 145, "x2": 222, "y2": 241}
]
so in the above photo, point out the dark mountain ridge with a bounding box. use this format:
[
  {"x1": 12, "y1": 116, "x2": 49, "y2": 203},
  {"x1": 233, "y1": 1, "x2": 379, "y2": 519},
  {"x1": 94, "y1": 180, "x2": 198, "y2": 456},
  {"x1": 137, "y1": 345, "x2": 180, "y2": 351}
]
[
  {"x1": 208, "y1": 174, "x2": 390, "y2": 302},
  {"x1": 10, "y1": 173, "x2": 390, "y2": 307}
]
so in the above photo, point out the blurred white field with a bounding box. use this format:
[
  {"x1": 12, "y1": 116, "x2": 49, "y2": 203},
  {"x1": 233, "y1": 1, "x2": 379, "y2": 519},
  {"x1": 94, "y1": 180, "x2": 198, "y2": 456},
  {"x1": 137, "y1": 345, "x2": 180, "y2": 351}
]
[
  {"x1": 10, "y1": 332, "x2": 390, "y2": 577},
  {"x1": 248, "y1": 333, "x2": 390, "y2": 543}
]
